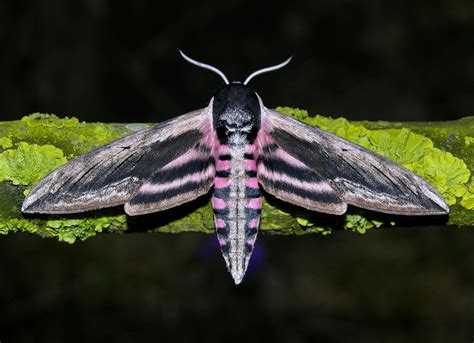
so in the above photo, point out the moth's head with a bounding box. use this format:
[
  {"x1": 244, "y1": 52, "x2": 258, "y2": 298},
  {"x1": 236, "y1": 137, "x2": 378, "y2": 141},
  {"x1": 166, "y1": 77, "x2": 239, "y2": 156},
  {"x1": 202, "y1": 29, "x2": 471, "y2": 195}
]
[{"x1": 211, "y1": 82, "x2": 260, "y2": 138}]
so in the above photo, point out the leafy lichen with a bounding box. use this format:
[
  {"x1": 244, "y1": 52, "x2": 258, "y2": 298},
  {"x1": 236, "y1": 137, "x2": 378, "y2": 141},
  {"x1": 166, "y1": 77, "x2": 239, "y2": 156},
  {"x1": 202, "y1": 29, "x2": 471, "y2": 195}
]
[
  {"x1": 461, "y1": 181, "x2": 474, "y2": 210},
  {"x1": 12, "y1": 113, "x2": 130, "y2": 157},
  {"x1": 0, "y1": 142, "x2": 67, "y2": 186},
  {"x1": 344, "y1": 214, "x2": 384, "y2": 234},
  {"x1": 465, "y1": 136, "x2": 474, "y2": 147},
  {"x1": 0, "y1": 218, "x2": 38, "y2": 235},
  {"x1": 410, "y1": 151, "x2": 470, "y2": 205},
  {"x1": 0, "y1": 137, "x2": 13, "y2": 150},
  {"x1": 21, "y1": 113, "x2": 80, "y2": 129},
  {"x1": 0, "y1": 215, "x2": 128, "y2": 243},
  {"x1": 45, "y1": 215, "x2": 128, "y2": 243},
  {"x1": 292, "y1": 218, "x2": 331, "y2": 235},
  {"x1": 151, "y1": 202, "x2": 215, "y2": 234}
]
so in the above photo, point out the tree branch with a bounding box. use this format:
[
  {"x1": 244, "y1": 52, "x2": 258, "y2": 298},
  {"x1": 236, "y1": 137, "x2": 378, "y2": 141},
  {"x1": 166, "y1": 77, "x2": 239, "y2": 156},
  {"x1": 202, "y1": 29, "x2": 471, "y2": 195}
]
[{"x1": 0, "y1": 111, "x2": 472, "y2": 243}]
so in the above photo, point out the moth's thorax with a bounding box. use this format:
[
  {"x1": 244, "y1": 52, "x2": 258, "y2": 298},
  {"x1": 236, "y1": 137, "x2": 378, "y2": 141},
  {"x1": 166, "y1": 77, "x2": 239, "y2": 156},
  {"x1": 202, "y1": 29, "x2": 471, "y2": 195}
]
[{"x1": 212, "y1": 83, "x2": 261, "y2": 143}]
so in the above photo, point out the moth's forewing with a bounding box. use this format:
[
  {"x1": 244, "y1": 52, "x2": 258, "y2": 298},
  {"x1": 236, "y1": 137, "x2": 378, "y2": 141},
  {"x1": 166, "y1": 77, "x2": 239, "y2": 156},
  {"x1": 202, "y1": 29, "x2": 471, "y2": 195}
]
[
  {"x1": 261, "y1": 108, "x2": 449, "y2": 215},
  {"x1": 22, "y1": 108, "x2": 212, "y2": 214}
]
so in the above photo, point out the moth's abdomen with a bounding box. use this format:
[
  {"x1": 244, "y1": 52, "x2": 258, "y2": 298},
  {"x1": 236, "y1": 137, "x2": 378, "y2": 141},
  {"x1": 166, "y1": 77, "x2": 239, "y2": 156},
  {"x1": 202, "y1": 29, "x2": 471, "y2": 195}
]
[{"x1": 212, "y1": 140, "x2": 261, "y2": 285}]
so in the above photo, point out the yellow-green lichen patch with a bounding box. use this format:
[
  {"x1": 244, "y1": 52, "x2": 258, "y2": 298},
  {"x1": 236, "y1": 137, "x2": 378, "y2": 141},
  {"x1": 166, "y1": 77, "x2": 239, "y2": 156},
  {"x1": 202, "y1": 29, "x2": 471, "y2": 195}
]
[
  {"x1": 46, "y1": 215, "x2": 128, "y2": 243},
  {"x1": 0, "y1": 215, "x2": 128, "y2": 242},
  {"x1": 275, "y1": 107, "x2": 370, "y2": 146},
  {"x1": 294, "y1": 217, "x2": 332, "y2": 235},
  {"x1": 296, "y1": 217, "x2": 314, "y2": 227},
  {"x1": 72, "y1": 123, "x2": 123, "y2": 154},
  {"x1": 311, "y1": 227, "x2": 333, "y2": 235},
  {"x1": 366, "y1": 130, "x2": 470, "y2": 206},
  {"x1": 275, "y1": 107, "x2": 311, "y2": 122},
  {"x1": 275, "y1": 107, "x2": 472, "y2": 208},
  {"x1": 461, "y1": 181, "x2": 474, "y2": 210},
  {"x1": 0, "y1": 142, "x2": 67, "y2": 186},
  {"x1": 262, "y1": 200, "x2": 332, "y2": 235},
  {"x1": 465, "y1": 136, "x2": 474, "y2": 147},
  {"x1": 151, "y1": 202, "x2": 215, "y2": 234},
  {"x1": 259, "y1": 198, "x2": 304, "y2": 234},
  {"x1": 21, "y1": 113, "x2": 80, "y2": 129},
  {"x1": 409, "y1": 151, "x2": 470, "y2": 206},
  {"x1": 365, "y1": 128, "x2": 433, "y2": 165},
  {"x1": 0, "y1": 137, "x2": 13, "y2": 150},
  {"x1": 344, "y1": 214, "x2": 384, "y2": 234},
  {"x1": 0, "y1": 218, "x2": 40, "y2": 235},
  {"x1": 16, "y1": 113, "x2": 131, "y2": 157}
]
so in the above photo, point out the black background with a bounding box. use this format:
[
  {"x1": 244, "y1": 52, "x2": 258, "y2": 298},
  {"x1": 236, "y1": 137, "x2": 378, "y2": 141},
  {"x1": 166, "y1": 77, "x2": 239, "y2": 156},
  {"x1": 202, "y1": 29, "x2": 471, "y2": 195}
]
[{"x1": 1, "y1": 1, "x2": 473, "y2": 342}]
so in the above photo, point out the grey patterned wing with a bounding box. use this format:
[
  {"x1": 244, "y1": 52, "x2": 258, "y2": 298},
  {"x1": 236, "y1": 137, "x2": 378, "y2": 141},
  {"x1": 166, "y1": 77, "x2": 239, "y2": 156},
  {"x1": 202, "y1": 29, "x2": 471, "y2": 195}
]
[
  {"x1": 262, "y1": 108, "x2": 449, "y2": 215},
  {"x1": 22, "y1": 108, "x2": 211, "y2": 214}
]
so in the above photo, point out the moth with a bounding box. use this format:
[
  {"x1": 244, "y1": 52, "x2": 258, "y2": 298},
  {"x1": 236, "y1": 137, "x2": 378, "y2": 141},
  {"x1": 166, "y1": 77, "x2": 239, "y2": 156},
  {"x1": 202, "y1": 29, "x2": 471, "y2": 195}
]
[{"x1": 22, "y1": 51, "x2": 449, "y2": 284}]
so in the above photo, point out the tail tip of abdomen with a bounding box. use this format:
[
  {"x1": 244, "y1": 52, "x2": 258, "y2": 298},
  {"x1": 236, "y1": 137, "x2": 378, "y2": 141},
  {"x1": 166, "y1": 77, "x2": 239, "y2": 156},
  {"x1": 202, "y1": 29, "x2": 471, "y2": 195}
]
[{"x1": 231, "y1": 270, "x2": 245, "y2": 285}]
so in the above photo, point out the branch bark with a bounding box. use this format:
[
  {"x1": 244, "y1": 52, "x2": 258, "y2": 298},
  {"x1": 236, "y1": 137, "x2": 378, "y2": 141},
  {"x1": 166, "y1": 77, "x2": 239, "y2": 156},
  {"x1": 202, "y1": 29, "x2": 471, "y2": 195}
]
[{"x1": 0, "y1": 112, "x2": 472, "y2": 243}]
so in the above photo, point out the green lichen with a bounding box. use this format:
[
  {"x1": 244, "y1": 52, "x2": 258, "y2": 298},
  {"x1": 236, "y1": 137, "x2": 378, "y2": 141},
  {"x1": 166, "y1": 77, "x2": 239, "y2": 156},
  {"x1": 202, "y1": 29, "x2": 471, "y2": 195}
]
[
  {"x1": 75, "y1": 124, "x2": 121, "y2": 152},
  {"x1": 151, "y1": 202, "x2": 215, "y2": 234},
  {"x1": 465, "y1": 136, "x2": 474, "y2": 147},
  {"x1": 410, "y1": 151, "x2": 470, "y2": 206},
  {"x1": 45, "y1": 215, "x2": 128, "y2": 243},
  {"x1": 305, "y1": 226, "x2": 333, "y2": 235},
  {"x1": 0, "y1": 137, "x2": 13, "y2": 150},
  {"x1": 0, "y1": 218, "x2": 38, "y2": 235},
  {"x1": 344, "y1": 214, "x2": 384, "y2": 234},
  {"x1": 0, "y1": 215, "x2": 128, "y2": 242},
  {"x1": 291, "y1": 217, "x2": 331, "y2": 235},
  {"x1": 277, "y1": 209, "x2": 291, "y2": 216},
  {"x1": 296, "y1": 217, "x2": 314, "y2": 227},
  {"x1": 461, "y1": 181, "x2": 474, "y2": 210},
  {"x1": 21, "y1": 113, "x2": 80, "y2": 128},
  {"x1": 275, "y1": 107, "x2": 472, "y2": 208},
  {"x1": 15, "y1": 113, "x2": 129, "y2": 157},
  {"x1": 365, "y1": 128, "x2": 433, "y2": 165},
  {"x1": 267, "y1": 208, "x2": 332, "y2": 235},
  {"x1": 276, "y1": 107, "x2": 311, "y2": 122},
  {"x1": 0, "y1": 142, "x2": 67, "y2": 186},
  {"x1": 365, "y1": 130, "x2": 470, "y2": 206}
]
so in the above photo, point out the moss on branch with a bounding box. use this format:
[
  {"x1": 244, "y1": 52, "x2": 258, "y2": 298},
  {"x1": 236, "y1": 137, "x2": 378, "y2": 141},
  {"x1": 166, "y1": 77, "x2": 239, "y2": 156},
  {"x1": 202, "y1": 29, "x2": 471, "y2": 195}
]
[{"x1": 0, "y1": 111, "x2": 473, "y2": 243}]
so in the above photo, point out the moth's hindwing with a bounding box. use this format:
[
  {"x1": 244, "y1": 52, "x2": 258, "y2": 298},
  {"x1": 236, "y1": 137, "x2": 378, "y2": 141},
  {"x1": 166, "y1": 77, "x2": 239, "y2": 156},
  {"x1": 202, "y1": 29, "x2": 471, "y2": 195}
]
[
  {"x1": 125, "y1": 134, "x2": 216, "y2": 215},
  {"x1": 256, "y1": 134, "x2": 346, "y2": 214},
  {"x1": 22, "y1": 107, "x2": 213, "y2": 214},
  {"x1": 261, "y1": 108, "x2": 449, "y2": 215}
]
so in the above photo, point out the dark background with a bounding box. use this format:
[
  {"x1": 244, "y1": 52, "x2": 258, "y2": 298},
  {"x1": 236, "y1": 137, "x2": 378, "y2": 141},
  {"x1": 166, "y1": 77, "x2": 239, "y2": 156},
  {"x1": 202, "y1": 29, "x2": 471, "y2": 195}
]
[{"x1": 1, "y1": 1, "x2": 473, "y2": 342}]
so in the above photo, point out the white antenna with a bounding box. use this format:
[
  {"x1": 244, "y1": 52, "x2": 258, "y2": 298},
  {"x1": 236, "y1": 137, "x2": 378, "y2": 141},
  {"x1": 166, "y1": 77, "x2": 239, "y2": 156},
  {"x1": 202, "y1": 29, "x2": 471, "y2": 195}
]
[
  {"x1": 243, "y1": 56, "x2": 293, "y2": 85},
  {"x1": 179, "y1": 50, "x2": 229, "y2": 85}
]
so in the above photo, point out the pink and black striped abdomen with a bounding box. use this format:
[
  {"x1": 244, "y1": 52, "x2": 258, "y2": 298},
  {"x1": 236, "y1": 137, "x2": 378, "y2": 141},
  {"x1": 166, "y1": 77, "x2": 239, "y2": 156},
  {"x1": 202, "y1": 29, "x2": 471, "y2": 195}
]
[{"x1": 212, "y1": 141, "x2": 261, "y2": 285}]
